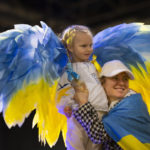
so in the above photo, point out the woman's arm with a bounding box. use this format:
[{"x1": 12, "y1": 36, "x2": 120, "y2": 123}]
[
  {"x1": 72, "y1": 82, "x2": 108, "y2": 144},
  {"x1": 73, "y1": 102, "x2": 108, "y2": 144}
]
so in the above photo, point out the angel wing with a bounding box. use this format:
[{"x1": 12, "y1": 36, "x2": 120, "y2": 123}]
[
  {"x1": 92, "y1": 22, "x2": 150, "y2": 112},
  {"x1": 0, "y1": 21, "x2": 68, "y2": 147}
]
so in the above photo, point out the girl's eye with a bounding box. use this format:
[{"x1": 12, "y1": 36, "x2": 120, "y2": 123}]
[
  {"x1": 80, "y1": 45, "x2": 86, "y2": 47},
  {"x1": 90, "y1": 44, "x2": 93, "y2": 47}
]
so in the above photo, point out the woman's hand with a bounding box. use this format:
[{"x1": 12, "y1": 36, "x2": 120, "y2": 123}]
[{"x1": 72, "y1": 81, "x2": 89, "y2": 106}]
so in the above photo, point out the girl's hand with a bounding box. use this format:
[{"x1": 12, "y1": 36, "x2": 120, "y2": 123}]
[{"x1": 64, "y1": 106, "x2": 72, "y2": 118}]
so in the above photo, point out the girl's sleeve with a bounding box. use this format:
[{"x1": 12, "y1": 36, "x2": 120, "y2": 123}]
[{"x1": 73, "y1": 102, "x2": 108, "y2": 144}]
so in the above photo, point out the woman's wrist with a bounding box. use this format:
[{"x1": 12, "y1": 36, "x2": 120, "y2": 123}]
[{"x1": 79, "y1": 99, "x2": 88, "y2": 106}]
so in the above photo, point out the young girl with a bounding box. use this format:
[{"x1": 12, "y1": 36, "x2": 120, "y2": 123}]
[{"x1": 57, "y1": 25, "x2": 108, "y2": 150}]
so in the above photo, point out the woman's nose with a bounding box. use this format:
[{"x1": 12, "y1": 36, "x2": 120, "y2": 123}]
[{"x1": 117, "y1": 79, "x2": 126, "y2": 85}]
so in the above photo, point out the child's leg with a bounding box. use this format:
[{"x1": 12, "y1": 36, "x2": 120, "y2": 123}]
[
  {"x1": 66, "y1": 116, "x2": 88, "y2": 150},
  {"x1": 86, "y1": 139, "x2": 102, "y2": 150}
]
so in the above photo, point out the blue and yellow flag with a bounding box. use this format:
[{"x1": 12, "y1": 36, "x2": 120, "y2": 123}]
[{"x1": 102, "y1": 94, "x2": 150, "y2": 150}]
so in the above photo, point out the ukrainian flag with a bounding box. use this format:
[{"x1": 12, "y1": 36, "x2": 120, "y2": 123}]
[{"x1": 102, "y1": 94, "x2": 150, "y2": 150}]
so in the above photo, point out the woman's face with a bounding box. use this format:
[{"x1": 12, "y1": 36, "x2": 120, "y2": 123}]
[{"x1": 102, "y1": 72, "x2": 129, "y2": 102}]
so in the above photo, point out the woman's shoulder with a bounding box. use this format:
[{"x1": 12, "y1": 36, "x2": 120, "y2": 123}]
[{"x1": 125, "y1": 89, "x2": 137, "y2": 97}]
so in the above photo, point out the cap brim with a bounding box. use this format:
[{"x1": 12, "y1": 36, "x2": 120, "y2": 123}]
[{"x1": 102, "y1": 69, "x2": 134, "y2": 80}]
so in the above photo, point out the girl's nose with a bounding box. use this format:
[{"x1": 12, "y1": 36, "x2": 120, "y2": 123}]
[{"x1": 88, "y1": 46, "x2": 93, "y2": 52}]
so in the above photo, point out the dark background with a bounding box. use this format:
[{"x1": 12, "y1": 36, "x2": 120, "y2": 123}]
[{"x1": 0, "y1": 0, "x2": 150, "y2": 149}]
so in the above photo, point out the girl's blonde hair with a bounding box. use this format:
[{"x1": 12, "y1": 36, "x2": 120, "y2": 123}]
[{"x1": 61, "y1": 25, "x2": 93, "y2": 48}]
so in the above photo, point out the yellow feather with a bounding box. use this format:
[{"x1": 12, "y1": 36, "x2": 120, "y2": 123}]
[
  {"x1": 129, "y1": 61, "x2": 150, "y2": 114},
  {"x1": 4, "y1": 78, "x2": 69, "y2": 147}
]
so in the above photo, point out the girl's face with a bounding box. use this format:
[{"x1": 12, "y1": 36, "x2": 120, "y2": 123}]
[
  {"x1": 68, "y1": 32, "x2": 93, "y2": 62},
  {"x1": 102, "y1": 72, "x2": 129, "y2": 102}
]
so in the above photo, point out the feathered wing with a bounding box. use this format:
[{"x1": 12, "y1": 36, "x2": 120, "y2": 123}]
[
  {"x1": 92, "y1": 22, "x2": 150, "y2": 113},
  {"x1": 0, "y1": 22, "x2": 68, "y2": 147}
]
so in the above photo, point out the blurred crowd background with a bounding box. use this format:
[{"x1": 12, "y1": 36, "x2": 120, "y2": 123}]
[
  {"x1": 1, "y1": 0, "x2": 150, "y2": 33},
  {"x1": 0, "y1": 0, "x2": 150, "y2": 149}
]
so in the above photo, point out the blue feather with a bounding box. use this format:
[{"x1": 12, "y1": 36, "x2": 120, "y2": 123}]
[
  {"x1": 92, "y1": 23, "x2": 150, "y2": 70},
  {"x1": 0, "y1": 21, "x2": 68, "y2": 112}
]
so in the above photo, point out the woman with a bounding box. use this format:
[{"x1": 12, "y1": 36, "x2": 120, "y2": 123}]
[{"x1": 72, "y1": 60, "x2": 150, "y2": 150}]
